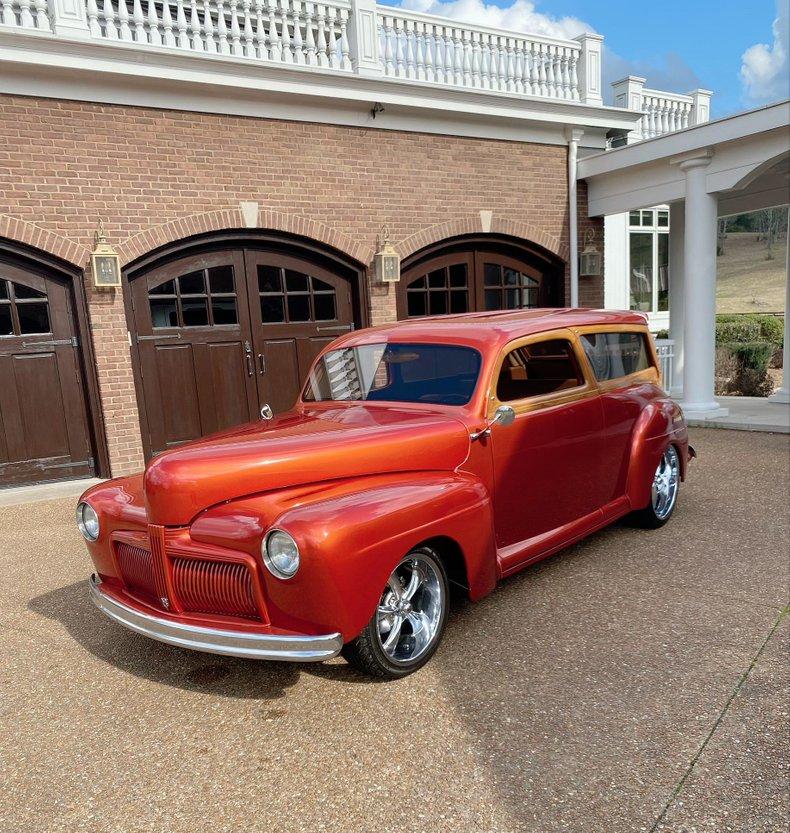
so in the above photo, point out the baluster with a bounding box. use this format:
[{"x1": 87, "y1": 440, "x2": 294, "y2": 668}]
[
  {"x1": 470, "y1": 31, "x2": 481, "y2": 88},
  {"x1": 229, "y1": 0, "x2": 242, "y2": 54},
  {"x1": 478, "y1": 34, "x2": 490, "y2": 89},
  {"x1": 281, "y1": 0, "x2": 294, "y2": 63},
  {"x1": 240, "y1": 0, "x2": 253, "y2": 56},
  {"x1": 117, "y1": 0, "x2": 132, "y2": 40},
  {"x1": 505, "y1": 37, "x2": 515, "y2": 91},
  {"x1": 315, "y1": 3, "x2": 328, "y2": 67},
  {"x1": 430, "y1": 25, "x2": 442, "y2": 83},
  {"x1": 423, "y1": 23, "x2": 435, "y2": 82},
  {"x1": 661, "y1": 101, "x2": 669, "y2": 135},
  {"x1": 513, "y1": 39, "x2": 524, "y2": 93},
  {"x1": 327, "y1": 5, "x2": 339, "y2": 68},
  {"x1": 458, "y1": 28, "x2": 470, "y2": 86},
  {"x1": 266, "y1": 0, "x2": 280, "y2": 60},
  {"x1": 86, "y1": 0, "x2": 101, "y2": 35},
  {"x1": 292, "y1": 0, "x2": 305, "y2": 65},
  {"x1": 251, "y1": 0, "x2": 264, "y2": 56},
  {"x1": 2, "y1": 0, "x2": 15, "y2": 27},
  {"x1": 527, "y1": 42, "x2": 538, "y2": 95},
  {"x1": 546, "y1": 44, "x2": 557, "y2": 96},
  {"x1": 146, "y1": 0, "x2": 161, "y2": 44},
  {"x1": 18, "y1": 0, "x2": 34, "y2": 26},
  {"x1": 304, "y1": 1, "x2": 316, "y2": 65},
  {"x1": 558, "y1": 46, "x2": 567, "y2": 98},
  {"x1": 538, "y1": 43, "x2": 549, "y2": 96},
  {"x1": 132, "y1": 0, "x2": 145, "y2": 40},
  {"x1": 161, "y1": 0, "x2": 174, "y2": 45},
  {"x1": 382, "y1": 15, "x2": 393, "y2": 75},
  {"x1": 413, "y1": 21, "x2": 425, "y2": 80},
  {"x1": 569, "y1": 48, "x2": 579, "y2": 99},
  {"x1": 203, "y1": 0, "x2": 215, "y2": 52},
  {"x1": 34, "y1": 0, "x2": 50, "y2": 30},
  {"x1": 404, "y1": 19, "x2": 415, "y2": 79},
  {"x1": 392, "y1": 17, "x2": 403, "y2": 77},
  {"x1": 495, "y1": 35, "x2": 506, "y2": 91},
  {"x1": 340, "y1": 8, "x2": 351, "y2": 69},
  {"x1": 215, "y1": 0, "x2": 229, "y2": 52},
  {"x1": 451, "y1": 27, "x2": 462, "y2": 85},
  {"x1": 681, "y1": 101, "x2": 690, "y2": 129},
  {"x1": 175, "y1": 0, "x2": 189, "y2": 46}
]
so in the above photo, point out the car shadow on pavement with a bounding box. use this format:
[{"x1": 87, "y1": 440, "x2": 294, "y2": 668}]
[{"x1": 28, "y1": 579, "x2": 304, "y2": 700}]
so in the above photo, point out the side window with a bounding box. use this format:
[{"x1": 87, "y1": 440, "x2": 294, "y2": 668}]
[
  {"x1": 581, "y1": 332, "x2": 652, "y2": 382},
  {"x1": 497, "y1": 339, "x2": 584, "y2": 402}
]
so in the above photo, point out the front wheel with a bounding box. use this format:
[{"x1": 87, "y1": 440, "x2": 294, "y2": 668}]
[
  {"x1": 342, "y1": 548, "x2": 449, "y2": 679},
  {"x1": 632, "y1": 444, "x2": 680, "y2": 528}
]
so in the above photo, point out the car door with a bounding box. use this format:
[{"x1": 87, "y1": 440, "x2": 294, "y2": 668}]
[
  {"x1": 576, "y1": 327, "x2": 661, "y2": 503},
  {"x1": 488, "y1": 330, "x2": 606, "y2": 563}
]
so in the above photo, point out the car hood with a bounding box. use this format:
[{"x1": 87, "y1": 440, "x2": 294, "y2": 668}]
[{"x1": 143, "y1": 404, "x2": 471, "y2": 526}]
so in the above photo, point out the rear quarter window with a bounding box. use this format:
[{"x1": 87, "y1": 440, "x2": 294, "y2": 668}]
[{"x1": 581, "y1": 331, "x2": 652, "y2": 382}]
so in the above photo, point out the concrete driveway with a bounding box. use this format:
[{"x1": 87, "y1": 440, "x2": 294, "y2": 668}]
[{"x1": 1, "y1": 429, "x2": 787, "y2": 833}]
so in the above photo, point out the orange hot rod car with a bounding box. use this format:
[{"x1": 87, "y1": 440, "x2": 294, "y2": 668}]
[{"x1": 79, "y1": 309, "x2": 693, "y2": 678}]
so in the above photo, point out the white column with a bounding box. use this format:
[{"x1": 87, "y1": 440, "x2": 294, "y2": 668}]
[
  {"x1": 566, "y1": 128, "x2": 583, "y2": 307},
  {"x1": 611, "y1": 75, "x2": 646, "y2": 142},
  {"x1": 669, "y1": 200, "x2": 685, "y2": 397},
  {"x1": 768, "y1": 211, "x2": 790, "y2": 403},
  {"x1": 679, "y1": 153, "x2": 728, "y2": 418}
]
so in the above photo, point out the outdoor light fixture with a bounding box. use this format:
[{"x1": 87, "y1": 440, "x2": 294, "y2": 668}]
[
  {"x1": 90, "y1": 219, "x2": 122, "y2": 288},
  {"x1": 373, "y1": 227, "x2": 400, "y2": 283},
  {"x1": 579, "y1": 228, "x2": 602, "y2": 277}
]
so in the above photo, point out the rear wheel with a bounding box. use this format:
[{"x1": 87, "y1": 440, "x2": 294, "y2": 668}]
[
  {"x1": 342, "y1": 548, "x2": 449, "y2": 678},
  {"x1": 632, "y1": 445, "x2": 680, "y2": 528}
]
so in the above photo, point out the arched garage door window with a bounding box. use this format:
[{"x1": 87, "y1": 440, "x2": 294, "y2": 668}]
[
  {"x1": 126, "y1": 234, "x2": 364, "y2": 460},
  {"x1": 397, "y1": 235, "x2": 564, "y2": 319}
]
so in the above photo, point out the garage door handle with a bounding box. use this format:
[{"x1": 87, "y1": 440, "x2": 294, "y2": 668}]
[
  {"x1": 258, "y1": 354, "x2": 266, "y2": 374},
  {"x1": 245, "y1": 353, "x2": 254, "y2": 377}
]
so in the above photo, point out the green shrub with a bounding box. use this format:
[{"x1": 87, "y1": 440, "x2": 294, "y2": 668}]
[
  {"x1": 653, "y1": 328, "x2": 669, "y2": 340},
  {"x1": 721, "y1": 340, "x2": 774, "y2": 397},
  {"x1": 716, "y1": 319, "x2": 760, "y2": 344},
  {"x1": 715, "y1": 314, "x2": 783, "y2": 348}
]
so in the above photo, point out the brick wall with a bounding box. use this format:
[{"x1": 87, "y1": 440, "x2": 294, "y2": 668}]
[{"x1": 0, "y1": 94, "x2": 603, "y2": 475}]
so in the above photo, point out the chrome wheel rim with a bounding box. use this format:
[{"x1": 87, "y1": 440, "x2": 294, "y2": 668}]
[
  {"x1": 376, "y1": 552, "x2": 444, "y2": 664},
  {"x1": 652, "y1": 445, "x2": 680, "y2": 520}
]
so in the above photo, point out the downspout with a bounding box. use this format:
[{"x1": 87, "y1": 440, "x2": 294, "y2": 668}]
[{"x1": 566, "y1": 128, "x2": 584, "y2": 307}]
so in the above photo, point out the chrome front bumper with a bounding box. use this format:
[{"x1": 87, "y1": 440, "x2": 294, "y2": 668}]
[{"x1": 89, "y1": 574, "x2": 343, "y2": 662}]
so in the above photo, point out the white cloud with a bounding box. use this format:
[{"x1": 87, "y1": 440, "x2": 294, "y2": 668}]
[
  {"x1": 385, "y1": 0, "x2": 702, "y2": 104},
  {"x1": 740, "y1": 0, "x2": 789, "y2": 103},
  {"x1": 395, "y1": 0, "x2": 592, "y2": 40}
]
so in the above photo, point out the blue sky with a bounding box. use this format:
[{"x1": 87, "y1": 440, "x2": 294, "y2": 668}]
[{"x1": 390, "y1": 0, "x2": 790, "y2": 117}]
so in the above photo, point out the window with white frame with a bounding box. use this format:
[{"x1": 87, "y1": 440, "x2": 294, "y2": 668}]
[{"x1": 628, "y1": 208, "x2": 669, "y2": 314}]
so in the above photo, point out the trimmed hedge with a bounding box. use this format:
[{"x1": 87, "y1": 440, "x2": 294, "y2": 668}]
[
  {"x1": 719, "y1": 339, "x2": 775, "y2": 397},
  {"x1": 716, "y1": 314, "x2": 783, "y2": 347}
]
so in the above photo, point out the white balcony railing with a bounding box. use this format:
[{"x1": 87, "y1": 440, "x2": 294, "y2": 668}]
[
  {"x1": 376, "y1": 8, "x2": 580, "y2": 99},
  {"x1": 0, "y1": 0, "x2": 606, "y2": 104},
  {"x1": 654, "y1": 338, "x2": 675, "y2": 393}
]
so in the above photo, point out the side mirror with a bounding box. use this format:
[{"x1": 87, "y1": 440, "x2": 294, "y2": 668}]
[
  {"x1": 471, "y1": 404, "x2": 516, "y2": 440},
  {"x1": 492, "y1": 404, "x2": 515, "y2": 427}
]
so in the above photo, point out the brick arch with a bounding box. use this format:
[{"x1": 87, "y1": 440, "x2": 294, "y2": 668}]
[
  {"x1": 116, "y1": 208, "x2": 371, "y2": 267},
  {"x1": 395, "y1": 217, "x2": 569, "y2": 263},
  {"x1": 0, "y1": 215, "x2": 89, "y2": 267}
]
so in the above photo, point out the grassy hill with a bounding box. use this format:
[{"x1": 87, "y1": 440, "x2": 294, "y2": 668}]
[{"x1": 716, "y1": 232, "x2": 787, "y2": 314}]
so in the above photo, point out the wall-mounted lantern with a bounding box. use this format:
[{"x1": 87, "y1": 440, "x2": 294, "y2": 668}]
[
  {"x1": 579, "y1": 228, "x2": 602, "y2": 277},
  {"x1": 90, "y1": 219, "x2": 121, "y2": 288},
  {"x1": 373, "y1": 227, "x2": 400, "y2": 283}
]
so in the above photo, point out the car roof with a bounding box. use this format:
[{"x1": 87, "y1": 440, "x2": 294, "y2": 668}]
[{"x1": 336, "y1": 308, "x2": 648, "y2": 353}]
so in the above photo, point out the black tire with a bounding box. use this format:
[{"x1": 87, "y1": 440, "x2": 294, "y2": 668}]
[
  {"x1": 342, "y1": 548, "x2": 449, "y2": 679},
  {"x1": 631, "y1": 444, "x2": 680, "y2": 529}
]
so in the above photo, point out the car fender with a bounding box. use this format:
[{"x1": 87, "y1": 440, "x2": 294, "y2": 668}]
[
  {"x1": 266, "y1": 472, "x2": 496, "y2": 642},
  {"x1": 626, "y1": 398, "x2": 690, "y2": 510}
]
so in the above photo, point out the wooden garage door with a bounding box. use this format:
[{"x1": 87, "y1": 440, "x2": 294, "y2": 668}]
[
  {"x1": 131, "y1": 247, "x2": 355, "y2": 458},
  {"x1": 0, "y1": 262, "x2": 94, "y2": 487}
]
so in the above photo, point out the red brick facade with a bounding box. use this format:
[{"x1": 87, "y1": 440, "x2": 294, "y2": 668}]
[{"x1": 0, "y1": 94, "x2": 602, "y2": 477}]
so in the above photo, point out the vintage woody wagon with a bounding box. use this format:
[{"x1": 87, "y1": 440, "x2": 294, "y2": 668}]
[{"x1": 79, "y1": 309, "x2": 692, "y2": 678}]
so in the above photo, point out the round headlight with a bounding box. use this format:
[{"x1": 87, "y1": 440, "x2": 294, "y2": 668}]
[
  {"x1": 76, "y1": 502, "x2": 100, "y2": 542},
  {"x1": 263, "y1": 529, "x2": 300, "y2": 579}
]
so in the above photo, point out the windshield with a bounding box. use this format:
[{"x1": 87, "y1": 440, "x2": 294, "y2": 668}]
[{"x1": 303, "y1": 342, "x2": 481, "y2": 406}]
